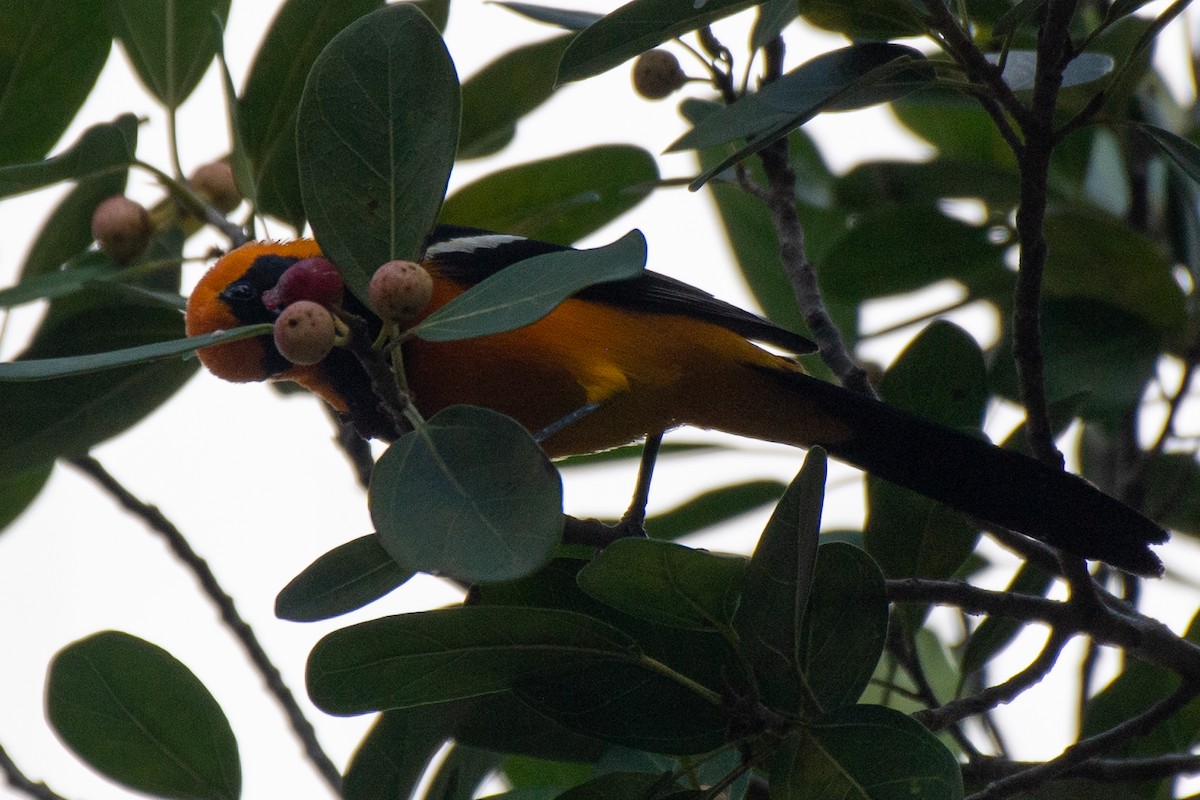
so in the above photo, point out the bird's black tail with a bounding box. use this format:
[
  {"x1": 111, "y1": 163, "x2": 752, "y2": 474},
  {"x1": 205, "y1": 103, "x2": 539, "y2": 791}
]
[{"x1": 756, "y1": 368, "x2": 1168, "y2": 576}]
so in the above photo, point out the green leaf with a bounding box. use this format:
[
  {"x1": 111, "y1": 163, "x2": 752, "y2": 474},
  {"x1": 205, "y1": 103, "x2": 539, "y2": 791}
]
[
  {"x1": 1081, "y1": 611, "x2": 1200, "y2": 783},
  {"x1": 1132, "y1": 122, "x2": 1200, "y2": 186},
  {"x1": 554, "y1": 772, "x2": 679, "y2": 800},
  {"x1": 471, "y1": 561, "x2": 734, "y2": 754},
  {"x1": 441, "y1": 146, "x2": 658, "y2": 245},
  {"x1": 343, "y1": 705, "x2": 463, "y2": 800},
  {"x1": 672, "y1": 44, "x2": 931, "y2": 188},
  {"x1": 960, "y1": 563, "x2": 1054, "y2": 678},
  {"x1": 1042, "y1": 208, "x2": 1185, "y2": 333},
  {"x1": 453, "y1": 691, "x2": 607, "y2": 762},
  {"x1": 752, "y1": 0, "x2": 799, "y2": 51},
  {"x1": 798, "y1": 542, "x2": 888, "y2": 712},
  {"x1": 0, "y1": 0, "x2": 111, "y2": 165},
  {"x1": 370, "y1": 405, "x2": 563, "y2": 583},
  {"x1": 0, "y1": 114, "x2": 138, "y2": 199},
  {"x1": 0, "y1": 253, "x2": 120, "y2": 309},
  {"x1": 460, "y1": 34, "x2": 573, "y2": 159},
  {"x1": 689, "y1": 100, "x2": 839, "y2": 344},
  {"x1": 46, "y1": 631, "x2": 240, "y2": 800},
  {"x1": 892, "y1": 88, "x2": 1016, "y2": 167},
  {"x1": 734, "y1": 450, "x2": 826, "y2": 714},
  {"x1": 0, "y1": 461, "x2": 53, "y2": 535},
  {"x1": 577, "y1": 538, "x2": 747, "y2": 630},
  {"x1": 990, "y1": 298, "x2": 1161, "y2": 421},
  {"x1": 426, "y1": 745, "x2": 503, "y2": 800},
  {"x1": 306, "y1": 606, "x2": 638, "y2": 714},
  {"x1": 494, "y1": 2, "x2": 602, "y2": 30},
  {"x1": 557, "y1": 0, "x2": 758, "y2": 83},
  {"x1": 866, "y1": 322, "x2": 986, "y2": 583},
  {"x1": 833, "y1": 159, "x2": 1019, "y2": 213},
  {"x1": 297, "y1": 3, "x2": 460, "y2": 302},
  {"x1": 104, "y1": 0, "x2": 231, "y2": 107},
  {"x1": 0, "y1": 303, "x2": 201, "y2": 479},
  {"x1": 275, "y1": 534, "x2": 416, "y2": 622},
  {"x1": 797, "y1": 0, "x2": 927, "y2": 39},
  {"x1": 0, "y1": 324, "x2": 271, "y2": 381},
  {"x1": 644, "y1": 479, "x2": 785, "y2": 541},
  {"x1": 1143, "y1": 452, "x2": 1200, "y2": 537},
  {"x1": 818, "y1": 205, "x2": 1005, "y2": 303},
  {"x1": 771, "y1": 704, "x2": 962, "y2": 799},
  {"x1": 990, "y1": 50, "x2": 1114, "y2": 92},
  {"x1": 239, "y1": 0, "x2": 383, "y2": 229},
  {"x1": 515, "y1": 657, "x2": 728, "y2": 754},
  {"x1": 416, "y1": 229, "x2": 647, "y2": 342}
]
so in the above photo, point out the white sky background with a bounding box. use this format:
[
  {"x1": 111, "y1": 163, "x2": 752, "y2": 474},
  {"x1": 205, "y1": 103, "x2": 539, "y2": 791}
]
[{"x1": 2, "y1": 2, "x2": 1200, "y2": 798}]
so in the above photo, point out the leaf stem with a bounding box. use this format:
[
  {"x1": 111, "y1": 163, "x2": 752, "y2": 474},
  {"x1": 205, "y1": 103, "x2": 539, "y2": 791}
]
[{"x1": 637, "y1": 655, "x2": 724, "y2": 707}]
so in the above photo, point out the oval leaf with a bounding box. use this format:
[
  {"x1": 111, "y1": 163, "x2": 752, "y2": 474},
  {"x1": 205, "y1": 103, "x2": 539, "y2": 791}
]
[
  {"x1": 494, "y1": 1, "x2": 603, "y2": 30},
  {"x1": 672, "y1": 44, "x2": 931, "y2": 189},
  {"x1": 297, "y1": 3, "x2": 460, "y2": 302},
  {"x1": 369, "y1": 405, "x2": 563, "y2": 583},
  {"x1": 459, "y1": 34, "x2": 574, "y2": 160},
  {"x1": 0, "y1": 324, "x2": 272, "y2": 381},
  {"x1": 46, "y1": 631, "x2": 240, "y2": 800},
  {"x1": 307, "y1": 606, "x2": 637, "y2": 714},
  {"x1": 577, "y1": 538, "x2": 747, "y2": 630},
  {"x1": 343, "y1": 705, "x2": 464, "y2": 800},
  {"x1": 275, "y1": 534, "x2": 416, "y2": 622},
  {"x1": 865, "y1": 321, "x2": 986, "y2": 584},
  {"x1": 441, "y1": 146, "x2": 658, "y2": 245},
  {"x1": 798, "y1": 542, "x2": 889, "y2": 711},
  {"x1": 771, "y1": 704, "x2": 962, "y2": 800},
  {"x1": 733, "y1": 450, "x2": 826, "y2": 714},
  {"x1": 0, "y1": 114, "x2": 138, "y2": 199},
  {"x1": 0, "y1": 0, "x2": 111, "y2": 165},
  {"x1": 239, "y1": 0, "x2": 384, "y2": 229},
  {"x1": 558, "y1": 0, "x2": 758, "y2": 83},
  {"x1": 105, "y1": 0, "x2": 231, "y2": 108},
  {"x1": 989, "y1": 50, "x2": 1114, "y2": 92},
  {"x1": 416, "y1": 229, "x2": 647, "y2": 342},
  {"x1": 0, "y1": 303, "x2": 201, "y2": 479}
]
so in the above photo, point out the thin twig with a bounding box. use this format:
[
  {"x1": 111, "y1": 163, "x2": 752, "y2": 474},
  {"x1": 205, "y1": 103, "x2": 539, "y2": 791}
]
[
  {"x1": 0, "y1": 742, "x2": 69, "y2": 800},
  {"x1": 67, "y1": 456, "x2": 343, "y2": 793},
  {"x1": 968, "y1": 683, "x2": 1200, "y2": 799},
  {"x1": 915, "y1": 629, "x2": 1071, "y2": 731}
]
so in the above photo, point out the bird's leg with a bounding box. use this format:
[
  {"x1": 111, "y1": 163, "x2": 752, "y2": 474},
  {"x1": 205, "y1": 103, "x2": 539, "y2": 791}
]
[{"x1": 620, "y1": 431, "x2": 663, "y2": 538}]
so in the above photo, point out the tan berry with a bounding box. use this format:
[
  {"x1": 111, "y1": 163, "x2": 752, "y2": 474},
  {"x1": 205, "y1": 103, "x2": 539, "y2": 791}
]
[
  {"x1": 91, "y1": 195, "x2": 152, "y2": 264},
  {"x1": 369, "y1": 260, "x2": 433, "y2": 324},
  {"x1": 632, "y1": 50, "x2": 686, "y2": 100},
  {"x1": 189, "y1": 161, "x2": 242, "y2": 214},
  {"x1": 273, "y1": 300, "x2": 336, "y2": 365}
]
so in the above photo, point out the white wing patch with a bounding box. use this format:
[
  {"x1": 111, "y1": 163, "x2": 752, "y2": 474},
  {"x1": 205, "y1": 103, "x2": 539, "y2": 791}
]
[{"x1": 425, "y1": 234, "x2": 525, "y2": 258}]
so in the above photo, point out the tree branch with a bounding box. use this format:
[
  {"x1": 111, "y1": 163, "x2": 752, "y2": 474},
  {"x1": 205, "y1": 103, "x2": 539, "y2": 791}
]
[
  {"x1": 886, "y1": 578, "x2": 1200, "y2": 681},
  {"x1": 915, "y1": 629, "x2": 1071, "y2": 731},
  {"x1": 1012, "y1": 0, "x2": 1078, "y2": 468},
  {"x1": 968, "y1": 683, "x2": 1200, "y2": 799},
  {"x1": 0, "y1": 743, "x2": 68, "y2": 800},
  {"x1": 67, "y1": 456, "x2": 343, "y2": 793}
]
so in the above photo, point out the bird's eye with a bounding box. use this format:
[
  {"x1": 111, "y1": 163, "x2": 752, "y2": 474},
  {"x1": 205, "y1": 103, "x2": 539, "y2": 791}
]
[{"x1": 220, "y1": 282, "x2": 257, "y2": 303}]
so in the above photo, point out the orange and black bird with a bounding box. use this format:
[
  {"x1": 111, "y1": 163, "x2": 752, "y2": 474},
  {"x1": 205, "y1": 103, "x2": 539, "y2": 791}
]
[{"x1": 185, "y1": 225, "x2": 1168, "y2": 576}]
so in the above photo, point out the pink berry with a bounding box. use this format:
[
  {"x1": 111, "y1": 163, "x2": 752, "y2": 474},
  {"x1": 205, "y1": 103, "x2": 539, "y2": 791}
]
[
  {"x1": 263, "y1": 257, "x2": 344, "y2": 311},
  {"x1": 369, "y1": 260, "x2": 433, "y2": 324},
  {"x1": 273, "y1": 300, "x2": 336, "y2": 365}
]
